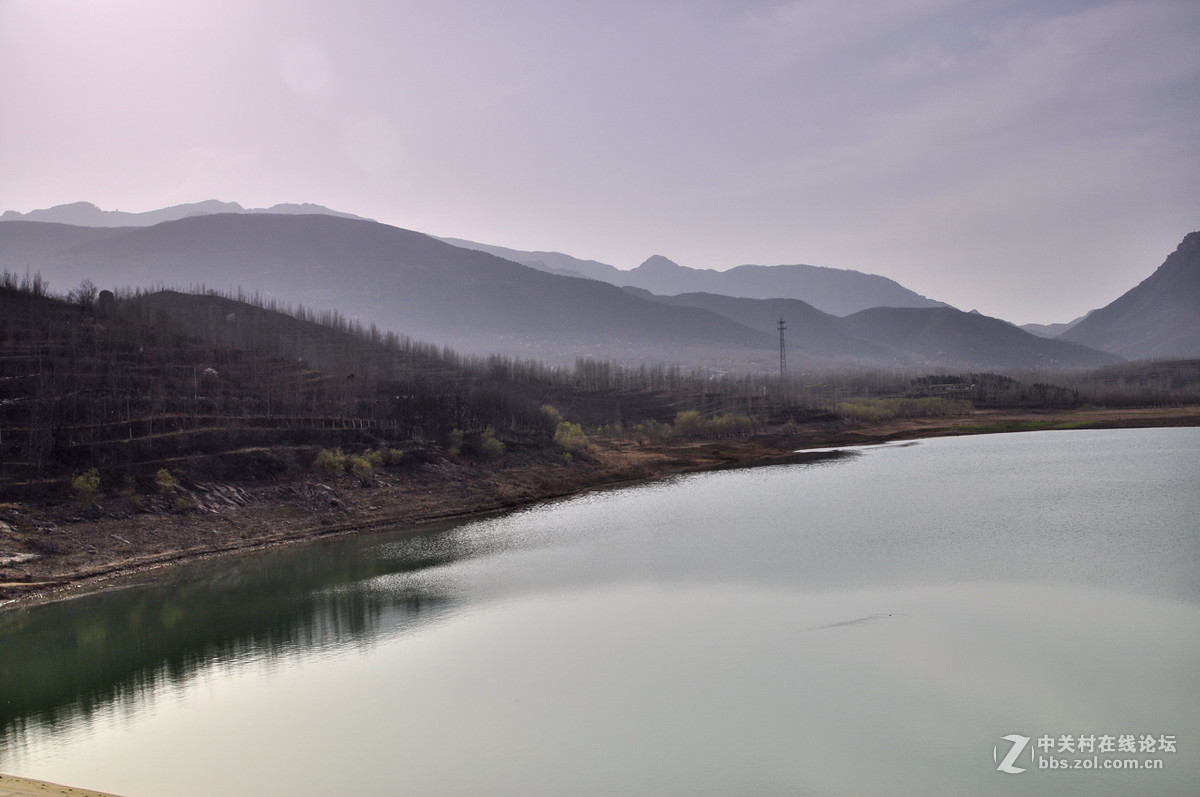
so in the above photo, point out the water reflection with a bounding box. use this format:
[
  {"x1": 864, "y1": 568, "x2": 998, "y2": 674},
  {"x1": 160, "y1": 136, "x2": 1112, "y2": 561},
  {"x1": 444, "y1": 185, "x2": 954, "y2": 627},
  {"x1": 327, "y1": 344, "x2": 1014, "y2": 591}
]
[{"x1": 0, "y1": 523, "x2": 471, "y2": 748}]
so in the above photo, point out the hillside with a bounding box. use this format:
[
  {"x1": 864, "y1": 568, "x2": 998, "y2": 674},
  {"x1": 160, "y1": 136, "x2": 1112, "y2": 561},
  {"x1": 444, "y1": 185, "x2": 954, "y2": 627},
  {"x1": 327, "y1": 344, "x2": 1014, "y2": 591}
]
[
  {"x1": 0, "y1": 214, "x2": 777, "y2": 367},
  {"x1": 1059, "y1": 232, "x2": 1200, "y2": 358},
  {"x1": 443, "y1": 238, "x2": 948, "y2": 315},
  {"x1": 1021, "y1": 316, "x2": 1086, "y2": 338},
  {"x1": 0, "y1": 212, "x2": 1125, "y2": 372},
  {"x1": 627, "y1": 289, "x2": 891, "y2": 364},
  {"x1": 840, "y1": 306, "x2": 1120, "y2": 370},
  {"x1": 0, "y1": 284, "x2": 555, "y2": 499},
  {"x1": 631, "y1": 289, "x2": 1117, "y2": 370}
]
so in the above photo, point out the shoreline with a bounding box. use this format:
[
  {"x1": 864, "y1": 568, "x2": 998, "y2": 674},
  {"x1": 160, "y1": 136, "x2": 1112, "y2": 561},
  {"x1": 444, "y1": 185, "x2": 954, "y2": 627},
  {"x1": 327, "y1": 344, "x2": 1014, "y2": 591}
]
[
  {"x1": 0, "y1": 774, "x2": 125, "y2": 797},
  {"x1": 2, "y1": 404, "x2": 1199, "y2": 612}
]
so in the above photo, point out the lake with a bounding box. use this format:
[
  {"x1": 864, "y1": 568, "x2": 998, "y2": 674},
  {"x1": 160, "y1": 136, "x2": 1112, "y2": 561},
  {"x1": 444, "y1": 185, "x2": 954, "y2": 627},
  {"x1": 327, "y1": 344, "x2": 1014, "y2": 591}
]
[{"x1": 2, "y1": 428, "x2": 1198, "y2": 796}]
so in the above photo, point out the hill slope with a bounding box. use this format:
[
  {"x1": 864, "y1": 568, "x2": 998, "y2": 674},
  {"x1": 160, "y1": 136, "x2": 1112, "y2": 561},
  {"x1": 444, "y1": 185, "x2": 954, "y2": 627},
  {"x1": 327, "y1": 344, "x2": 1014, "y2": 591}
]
[
  {"x1": 1, "y1": 214, "x2": 1124, "y2": 371},
  {"x1": 841, "y1": 307, "x2": 1120, "y2": 370},
  {"x1": 1059, "y1": 232, "x2": 1200, "y2": 358},
  {"x1": 642, "y1": 291, "x2": 1119, "y2": 370},
  {"x1": 0, "y1": 214, "x2": 776, "y2": 366},
  {"x1": 628, "y1": 289, "x2": 892, "y2": 364},
  {"x1": 443, "y1": 239, "x2": 948, "y2": 316}
]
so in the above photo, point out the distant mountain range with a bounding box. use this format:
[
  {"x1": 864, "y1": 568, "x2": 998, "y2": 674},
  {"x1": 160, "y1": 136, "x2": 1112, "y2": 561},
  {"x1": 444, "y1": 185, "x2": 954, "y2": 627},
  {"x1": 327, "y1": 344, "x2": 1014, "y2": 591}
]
[
  {"x1": 0, "y1": 214, "x2": 774, "y2": 367},
  {"x1": 0, "y1": 210, "x2": 1129, "y2": 371},
  {"x1": 441, "y1": 238, "x2": 947, "y2": 317},
  {"x1": 4, "y1": 202, "x2": 1190, "y2": 369},
  {"x1": 1020, "y1": 317, "x2": 1087, "y2": 338},
  {"x1": 0, "y1": 200, "x2": 368, "y2": 227}
]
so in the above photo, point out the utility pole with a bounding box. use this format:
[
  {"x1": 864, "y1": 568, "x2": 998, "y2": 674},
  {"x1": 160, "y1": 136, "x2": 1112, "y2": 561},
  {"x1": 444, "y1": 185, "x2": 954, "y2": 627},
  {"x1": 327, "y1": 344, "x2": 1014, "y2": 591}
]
[{"x1": 777, "y1": 318, "x2": 787, "y2": 376}]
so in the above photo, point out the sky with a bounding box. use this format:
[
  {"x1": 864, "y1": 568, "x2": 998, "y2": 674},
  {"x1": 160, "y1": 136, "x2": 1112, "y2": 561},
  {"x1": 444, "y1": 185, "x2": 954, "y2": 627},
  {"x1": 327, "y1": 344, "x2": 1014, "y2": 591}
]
[{"x1": 2, "y1": 0, "x2": 1198, "y2": 325}]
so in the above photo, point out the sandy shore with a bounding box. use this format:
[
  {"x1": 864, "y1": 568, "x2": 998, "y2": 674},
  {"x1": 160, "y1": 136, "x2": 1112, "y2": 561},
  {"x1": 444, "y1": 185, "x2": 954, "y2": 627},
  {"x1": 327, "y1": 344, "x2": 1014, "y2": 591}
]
[
  {"x1": 2, "y1": 404, "x2": 1198, "y2": 612},
  {"x1": 0, "y1": 774, "x2": 125, "y2": 797}
]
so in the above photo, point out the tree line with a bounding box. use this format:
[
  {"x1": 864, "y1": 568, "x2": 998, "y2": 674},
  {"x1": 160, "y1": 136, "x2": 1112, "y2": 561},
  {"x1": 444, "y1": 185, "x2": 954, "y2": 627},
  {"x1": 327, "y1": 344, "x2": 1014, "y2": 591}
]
[{"x1": 4, "y1": 272, "x2": 1198, "y2": 499}]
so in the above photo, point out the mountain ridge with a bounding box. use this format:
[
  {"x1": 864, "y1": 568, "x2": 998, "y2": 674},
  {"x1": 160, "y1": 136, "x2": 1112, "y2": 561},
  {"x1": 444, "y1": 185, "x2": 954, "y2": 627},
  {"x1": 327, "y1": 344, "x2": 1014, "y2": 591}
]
[
  {"x1": 441, "y1": 237, "x2": 948, "y2": 316},
  {"x1": 1059, "y1": 231, "x2": 1200, "y2": 358},
  {"x1": 0, "y1": 200, "x2": 370, "y2": 227},
  {"x1": 0, "y1": 210, "x2": 1144, "y2": 371}
]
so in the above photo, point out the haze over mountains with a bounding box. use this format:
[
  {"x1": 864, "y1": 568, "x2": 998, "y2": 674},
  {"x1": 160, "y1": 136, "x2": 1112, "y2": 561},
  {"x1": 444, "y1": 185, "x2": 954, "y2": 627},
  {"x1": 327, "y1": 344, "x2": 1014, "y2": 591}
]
[
  {"x1": 1, "y1": 202, "x2": 1194, "y2": 370},
  {"x1": 442, "y1": 238, "x2": 947, "y2": 317},
  {"x1": 0, "y1": 200, "x2": 368, "y2": 228}
]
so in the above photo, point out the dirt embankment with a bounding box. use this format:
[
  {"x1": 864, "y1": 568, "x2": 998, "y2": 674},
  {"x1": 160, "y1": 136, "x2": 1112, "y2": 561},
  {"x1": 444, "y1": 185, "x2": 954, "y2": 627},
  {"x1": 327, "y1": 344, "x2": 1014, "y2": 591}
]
[{"x1": 2, "y1": 405, "x2": 1198, "y2": 609}]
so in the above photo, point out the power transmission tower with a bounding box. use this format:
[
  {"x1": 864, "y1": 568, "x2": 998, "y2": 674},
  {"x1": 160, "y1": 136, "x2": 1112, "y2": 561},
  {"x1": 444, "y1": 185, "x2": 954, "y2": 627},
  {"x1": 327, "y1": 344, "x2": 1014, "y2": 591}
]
[{"x1": 777, "y1": 317, "x2": 787, "y2": 376}]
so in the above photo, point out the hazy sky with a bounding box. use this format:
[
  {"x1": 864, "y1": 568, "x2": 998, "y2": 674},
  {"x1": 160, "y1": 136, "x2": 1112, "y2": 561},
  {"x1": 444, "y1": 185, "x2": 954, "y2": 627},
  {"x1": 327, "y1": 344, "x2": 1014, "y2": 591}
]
[{"x1": 2, "y1": 0, "x2": 1197, "y2": 324}]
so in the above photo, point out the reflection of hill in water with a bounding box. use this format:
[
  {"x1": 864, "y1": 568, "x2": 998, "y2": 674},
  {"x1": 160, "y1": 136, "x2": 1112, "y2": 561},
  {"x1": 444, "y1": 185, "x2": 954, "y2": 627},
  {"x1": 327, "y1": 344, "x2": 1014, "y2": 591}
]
[{"x1": 0, "y1": 524, "x2": 469, "y2": 745}]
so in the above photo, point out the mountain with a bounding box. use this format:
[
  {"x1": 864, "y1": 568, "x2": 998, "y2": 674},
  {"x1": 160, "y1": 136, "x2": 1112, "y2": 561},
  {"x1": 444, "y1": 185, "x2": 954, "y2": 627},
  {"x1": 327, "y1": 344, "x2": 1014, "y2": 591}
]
[
  {"x1": 627, "y1": 289, "x2": 892, "y2": 364},
  {"x1": 0, "y1": 213, "x2": 775, "y2": 367},
  {"x1": 638, "y1": 289, "x2": 1117, "y2": 370},
  {"x1": 0, "y1": 220, "x2": 125, "y2": 263},
  {"x1": 1058, "y1": 232, "x2": 1200, "y2": 358},
  {"x1": 840, "y1": 306, "x2": 1119, "y2": 370},
  {"x1": 442, "y1": 239, "x2": 948, "y2": 316},
  {"x1": 438, "y1": 237, "x2": 625, "y2": 283},
  {"x1": 0, "y1": 200, "x2": 369, "y2": 227},
  {"x1": 619, "y1": 255, "x2": 949, "y2": 316},
  {"x1": 1, "y1": 212, "x2": 1121, "y2": 371},
  {"x1": 1021, "y1": 315, "x2": 1087, "y2": 338}
]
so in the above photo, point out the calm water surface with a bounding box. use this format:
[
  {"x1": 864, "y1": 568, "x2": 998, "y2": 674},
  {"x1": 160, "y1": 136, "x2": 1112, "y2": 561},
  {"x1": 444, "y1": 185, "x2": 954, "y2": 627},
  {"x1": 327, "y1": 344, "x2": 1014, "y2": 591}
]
[{"x1": 1, "y1": 428, "x2": 1198, "y2": 796}]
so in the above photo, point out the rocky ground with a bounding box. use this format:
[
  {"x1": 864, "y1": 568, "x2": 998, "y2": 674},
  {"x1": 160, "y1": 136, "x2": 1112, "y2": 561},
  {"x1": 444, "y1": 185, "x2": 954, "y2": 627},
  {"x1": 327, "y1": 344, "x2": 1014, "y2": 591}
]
[{"x1": 2, "y1": 405, "x2": 1198, "y2": 609}]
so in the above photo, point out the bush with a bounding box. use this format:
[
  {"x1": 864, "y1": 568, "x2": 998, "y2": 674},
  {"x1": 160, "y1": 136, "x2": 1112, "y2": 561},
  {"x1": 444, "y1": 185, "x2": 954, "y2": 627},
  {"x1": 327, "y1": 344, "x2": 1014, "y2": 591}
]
[
  {"x1": 554, "y1": 421, "x2": 593, "y2": 452},
  {"x1": 481, "y1": 427, "x2": 505, "y2": 456},
  {"x1": 348, "y1": 454, "x2": 375, "y2": 485},
  {"x1": 155, "y1": 468, "x2": 180, "y2": 494},
  {"x1": 314, "y1": 447, "x2": 347, "y2": 476},
  {"x1": 447, "y1": 429, "x2": 464, "y2": 457},
  {"x1": 634, "y1": 419, "x2": 674, "y2": 443},
  {"x1": 71, "y1": 468, "x2": 102, "y2": 504},
  {"x1": 668, "y1": 411, "x2": 756, "y2": 439},
  {"x1": 120, "y1": 475, "x2": 145, "y2": 511},
  {"x1": 835, "y1": 397, "x2": 973, "y2": 423}
]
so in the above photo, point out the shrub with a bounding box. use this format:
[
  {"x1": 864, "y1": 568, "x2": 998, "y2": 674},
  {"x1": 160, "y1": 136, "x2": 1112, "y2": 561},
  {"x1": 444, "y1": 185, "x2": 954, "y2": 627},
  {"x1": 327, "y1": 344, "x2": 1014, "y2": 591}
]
[
  {"x1": 835, "y1": 397, "x2": 973, "y2": 423},
  {"x1": 348, "y1": 454, "x2": 375, "y2": 485},
  {"x1": 71, "y1": 468, "x2": 102, "y2": 505},
  {"x1": 554, "y1": 421, "x2": 593, "y2": 452},
  {"x1": 481, "y1": 427, "x2": 505, "y2": 456},
  {"x1": 314, "y1": 447, "x2": 347, "y2": 476},
  {"x1": 155, "y1": 468, "x2": 180, "y2": 494},
  {"x1": 673, "y1": 410, "x2": 704, "y2": 437},
  {"x1": 448, "y1": 428, "x2": 463, "y2": 457},
  {"x1": 120, "y1": 475, "x2": 144, "y2": 511}
]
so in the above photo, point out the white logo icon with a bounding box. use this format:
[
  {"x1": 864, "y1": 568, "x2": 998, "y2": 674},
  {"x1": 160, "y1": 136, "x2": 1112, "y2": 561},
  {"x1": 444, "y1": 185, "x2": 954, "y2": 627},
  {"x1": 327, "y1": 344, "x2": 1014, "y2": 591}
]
[{"x1": 995, "y1": 734, "x2": 1031, "y2": 774}]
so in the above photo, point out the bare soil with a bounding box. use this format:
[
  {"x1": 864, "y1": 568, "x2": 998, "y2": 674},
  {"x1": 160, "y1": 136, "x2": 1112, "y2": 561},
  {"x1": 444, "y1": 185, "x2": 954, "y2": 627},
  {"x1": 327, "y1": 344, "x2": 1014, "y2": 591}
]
[{"x1": 2, "y1": 405, "x2": 1198, "y2": 610}]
